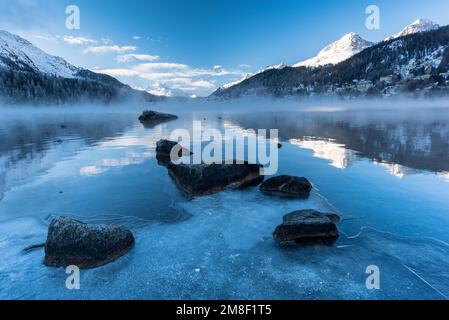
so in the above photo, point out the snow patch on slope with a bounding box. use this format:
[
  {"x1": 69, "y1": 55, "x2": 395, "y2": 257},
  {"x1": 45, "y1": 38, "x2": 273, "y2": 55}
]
[
  {"x1": 385, "y1": 19, "x2": 440, "y2": 42},
  {"x1": 294, "y1": 33, "x2": 374, "y2": 68},
  {"x1": 221, "y1": 63, "x2": 287, "y2": 90},
  {"x1": 0, "y1": 30, "x2": 80, "y2": 78}
]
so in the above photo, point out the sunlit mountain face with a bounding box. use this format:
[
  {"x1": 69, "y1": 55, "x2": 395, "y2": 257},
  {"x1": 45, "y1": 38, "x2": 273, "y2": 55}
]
[{"x1": 225, "y1": 108, "x2": 449, "y2": 178}]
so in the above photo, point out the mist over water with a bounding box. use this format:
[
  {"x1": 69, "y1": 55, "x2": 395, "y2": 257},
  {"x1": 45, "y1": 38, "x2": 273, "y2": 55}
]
[{"x1": 1, "y1": 99, "x2": 449, "y2": 299}]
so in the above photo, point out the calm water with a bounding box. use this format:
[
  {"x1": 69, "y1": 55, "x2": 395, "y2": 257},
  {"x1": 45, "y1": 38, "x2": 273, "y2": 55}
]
[{"x1": 1, "y1": 104, "x2": 449, "y2": 300}]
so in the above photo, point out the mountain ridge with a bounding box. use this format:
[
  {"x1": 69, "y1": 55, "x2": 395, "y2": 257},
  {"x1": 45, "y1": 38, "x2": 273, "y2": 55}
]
[
  {"x1": 211, "y1": 24, "x2": 449, "y2": 100},
  {"x1": 385, "y1": 18, "x2": 440, "y2": 41},
  {"x1": 0, "y1": 30, "x2": 162, "y2": 105},
  {"x1": 218, "y1": 18, "x2": 443, "y2": 94},
  {"x1": 293, "y1": 32, "x2": 374, "y2": 68}
]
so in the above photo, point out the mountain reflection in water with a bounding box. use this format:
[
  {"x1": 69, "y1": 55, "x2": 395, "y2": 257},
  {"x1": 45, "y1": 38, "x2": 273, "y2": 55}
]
[{"x1": 227, "y1": 109, "x2": 449, "y2": 177}]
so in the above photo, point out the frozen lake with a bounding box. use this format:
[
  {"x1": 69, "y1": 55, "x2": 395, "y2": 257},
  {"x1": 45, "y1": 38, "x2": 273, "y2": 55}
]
[{"x1": 1, "y1": 101, "x2": 449, "y2": 299}]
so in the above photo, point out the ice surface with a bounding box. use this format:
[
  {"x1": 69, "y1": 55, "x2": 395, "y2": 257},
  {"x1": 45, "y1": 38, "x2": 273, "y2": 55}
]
[
  {"x1": 1, "y1": 186, "x2": 448, "y2": 299},
  {"x1": 1, "y1": 106, "x2": 449, "y2": 299}
]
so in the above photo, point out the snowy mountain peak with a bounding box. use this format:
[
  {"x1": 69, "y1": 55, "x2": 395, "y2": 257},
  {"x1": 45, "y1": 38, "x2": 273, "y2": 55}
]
[
  {"x1": 0, "y1": 30, "x2": 80, "y2": 78},
  {"x1": 220, "y1": 63, "x2": 287, "y2": 90},
  {"x1": 385, "y1": 18, "x2": 440, "y2": 41},
  {"x1": 293, "y1": 32, "x2": 373, "y2": 68}
]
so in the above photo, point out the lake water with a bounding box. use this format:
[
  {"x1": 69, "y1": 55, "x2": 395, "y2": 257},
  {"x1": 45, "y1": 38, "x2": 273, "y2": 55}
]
[{"x1": 1, "y1": 102, "x2": 449, "y2": 300}]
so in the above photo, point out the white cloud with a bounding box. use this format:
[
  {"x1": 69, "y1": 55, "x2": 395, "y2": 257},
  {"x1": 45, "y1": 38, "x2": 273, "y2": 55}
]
[
  {"x1": 97, "y1": 68, "x2": 141, "y2": 77},
  {"x1": 135, "y1": 79, "x2": 215, "y2": 97},
  {"x1": 133, "y1": 35, "x2": 141, "y2": 40},
  {"x1": 97, "y1": 62, "x2": 244, "y2": 97},
  {"x1": 100, "y1": 38, "x2": 113, "y2": 45},
  {"x1": 133, "y1": 62, "x2": 190, "y2": 71},
  {"x1": 33, "y1": 34, "x2": 56, "y2": 42},
  {"x1": 83, "y1": 45, "x2": 137, "y2": 54},
  {"x1": 239, "y1": 64, "x2": 251, "y2": 68},
  {"x1": 213, "y1": 65, "x2": 223, "y2": 69},
  {"x1": 163, "y1": 78, "x2": 215, "y2": 91},
  {"x1": 116, "y1": 53, "x2": 160, "y2": 63},
  {"x1": 63, "y1": 36, "x2": 97, "y2": 45},
  {"x1": 136, "y1": 83, "x2": 173, "y2": 97}
]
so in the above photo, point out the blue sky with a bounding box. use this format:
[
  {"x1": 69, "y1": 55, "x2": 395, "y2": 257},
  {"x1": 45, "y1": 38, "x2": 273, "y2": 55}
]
[{"x1": 1, "y1": 0, "x2": 449, "y2": 97}]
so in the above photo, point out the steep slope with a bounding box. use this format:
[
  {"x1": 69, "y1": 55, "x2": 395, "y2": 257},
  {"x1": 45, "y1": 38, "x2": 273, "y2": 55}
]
[
  {"x1": 215, "y1": 19, "x2": 443, "y2": 97},
  {"x1": 220, "y1": 63, "x2": 287, "y2": 90},
  {"x1": 0, "y1": 30, "x2": 161, "y2": 105},
  {"x1": 385, "y1": 19, "x2": 440, "y2": 41},
  {"x1": 210, "y1": 25, "x2": 449, "y2": 99},
  {"x1": 0, "y1": 30, "x2": 80, "y2": 77},
  {"x1": 293, "y1": 33, "x2": 374, "y2": 68}
]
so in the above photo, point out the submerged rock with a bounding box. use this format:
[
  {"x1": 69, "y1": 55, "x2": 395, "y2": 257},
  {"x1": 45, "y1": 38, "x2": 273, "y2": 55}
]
[
  {"x1": 167, "y1": 162, "x2": 264, "y2": 197},
  {"x1": 274, "y1": 210, "x2": 340, "y2": 247},
  {"x1": 138, "y1": 110, "x2": 178, "y2": 128},
  {"x1": 44, "y1": 216, "x2": 135, "y2": 269},
  {"x1": 260, "y1": 175, "x2": 312, "y2": 198}
]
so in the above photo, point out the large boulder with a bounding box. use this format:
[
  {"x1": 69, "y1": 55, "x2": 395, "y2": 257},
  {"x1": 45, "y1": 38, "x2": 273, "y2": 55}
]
[
  {"x1": 138, "y1": 110, "x2": 178, "y2": 128},
  {"x1": 260, "y1": 175, "x2": 313, "y2": 198},
  {"x1": 156, "y1": 139, "x2": 192, "y2": 166},
  {"x1": 167, "y1": 162, "x2": 264, "y2": 197},
  {"x1": 273, "y1": 210, "x2": 339, "y2": 247},
  {"x1": 44, "y1": 216, "x2": 135, "y2": 269}
]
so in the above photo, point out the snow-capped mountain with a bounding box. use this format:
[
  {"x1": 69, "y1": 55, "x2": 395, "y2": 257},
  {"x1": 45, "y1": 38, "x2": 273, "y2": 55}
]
[
  {"x1": 220, "y1": 63, "x2": 287, "y2": 90},
  {"x1": 0, "y1": 30, "x2": 161, "y2": 104},
  {"x1": 293, "y1": 33, "x2": 374, "y2": 68},
  {"x1": 210, "y1": 23, "x2": 449, "y2": 100},
  {"x1": 212, "y1": 18, "x2": 447, "y2": 99},
  {"x1": 385, "y1": 19, "x2": 440, "y2": 42},
  {"x1": 221, "y1": 73, "x2": 253, "y2": 90},
  {"x1": 295, "y1": 19, "x2": 440, "y2": 68},
  {"x1": 0, "y1": 30, "x2": 80, "y2": 78}
]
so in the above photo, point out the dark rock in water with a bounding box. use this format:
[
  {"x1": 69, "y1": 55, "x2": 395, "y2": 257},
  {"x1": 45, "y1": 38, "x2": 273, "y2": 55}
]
[
  {"x1": 60, "y1": 124, "x2": 67, "y2": 129},
  {"x1": 156, "y1": 139, "x2": 193, "y2": 166},
  {"x1": 167, "y1": 162, "x2": 264, "y2": 197},
  {"x1": 44, "y1": 216, "x2": 135, "y2": 269},
  {"x1": 138, "y1": 110, "x2": 178, "y2": 128},
  {"x1": 324, "y1": 213, "x2": 341, "y2": 224},
  {"x1": 156, "y1": 139, "x2": 192, "y2": 157},
  {"x1": 260, "y1": 175, "x2": 312, "y2": 198},
  {"x1": 274, "y1": 210, "x2": 340, "y2": 247},
  {"x1": 156, "y1": 153, "x2": 172, "y2": 166}
]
